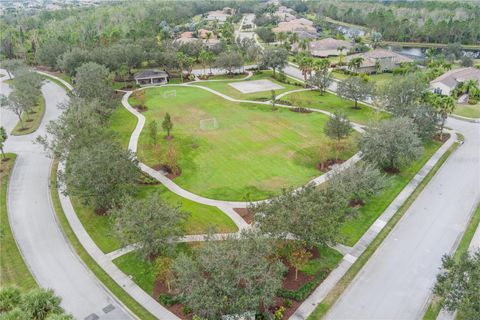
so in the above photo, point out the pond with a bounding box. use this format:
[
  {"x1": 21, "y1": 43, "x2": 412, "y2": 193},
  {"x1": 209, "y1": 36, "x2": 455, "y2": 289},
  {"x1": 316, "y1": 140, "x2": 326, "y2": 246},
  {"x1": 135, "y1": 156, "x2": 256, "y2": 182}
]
[{"x1": 389, "y1": 46, "x2": 480, "y2": 61}]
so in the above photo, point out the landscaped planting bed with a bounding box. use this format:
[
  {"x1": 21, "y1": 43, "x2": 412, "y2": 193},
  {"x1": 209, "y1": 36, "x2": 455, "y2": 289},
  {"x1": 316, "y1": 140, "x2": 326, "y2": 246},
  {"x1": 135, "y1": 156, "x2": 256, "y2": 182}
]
[
  {"x1": 130, "y1": 85, "x2": 358, "y2": 201},
  {"x1": 113, "y1": 244, "x2": 343, "y2": 319}
]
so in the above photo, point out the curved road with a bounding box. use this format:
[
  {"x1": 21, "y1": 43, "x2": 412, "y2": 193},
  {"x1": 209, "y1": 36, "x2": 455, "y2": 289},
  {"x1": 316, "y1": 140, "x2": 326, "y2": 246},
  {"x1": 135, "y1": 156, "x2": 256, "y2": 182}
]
[
  {"x1": 1, "y1": 73, "x2": 132, "y2": 320},
  {"x1": 325, "y1": 117, "x2": 480, "y2": 319}
]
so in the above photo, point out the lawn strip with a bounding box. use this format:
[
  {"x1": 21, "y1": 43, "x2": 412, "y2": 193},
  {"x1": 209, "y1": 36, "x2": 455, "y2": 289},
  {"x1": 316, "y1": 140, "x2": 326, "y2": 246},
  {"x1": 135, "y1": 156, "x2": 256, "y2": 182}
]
[{"x1": 0, "y1": 154, "x2": 37, "y2": 290}]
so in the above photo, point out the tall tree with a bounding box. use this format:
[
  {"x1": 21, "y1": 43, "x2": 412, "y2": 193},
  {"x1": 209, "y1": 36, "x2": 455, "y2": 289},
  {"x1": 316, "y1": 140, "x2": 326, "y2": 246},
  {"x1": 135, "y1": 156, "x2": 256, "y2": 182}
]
[
  {"x1": 298, "y1": 55, "x2": 314, "y2": 85},
  {"x1": 359, "y1": 117, "x2": 423, "y2": 172},
  {"x1": 328, "y1": 162, "x2": 389, "y2": 205},
  {"x1": 251, "y1": 184, "x2": 352, "y2": 247},
  {"x1": 74, "y1": 62, "x2": 114, "y2": 115},
  {"x1": 0, "y1": 127, "x2": 7, "y2": 159},
  {"x1": 431, "y1": 95, "x2": 455, "y2": 140},
  {"x1": 162, "y1": 113, "x2": 173, "y2": 138},
  {"x1": 433, "y1": 250, "x2": 480, "y2": 320},
  {"x1": 324, "y1": 112, "x2": 352, "y2": 161},
  {"x1": 148, "y1": 120, "x2": 158, "y2": 146},
  {"x1": 337, "y1": 77, "x2": 373, "y2": 109},
  {"x1": 173, "y1": 231, "x2": 286, "y2": 319},
  {"x1": 110, "y1": 193, "x2": 188, "y2": 259},
  {"x1": 62, "y1": 140, "x2": 139, "y2": 211},
  {"x1": 215, "y1": 51, "x2": 244, "y2": 75},
  {"x1": 308, "y1": 68, "x2": 333, "y2": 94},
  {"x1": 260, "y1": 47, "x2": 288, "y2": 77}
]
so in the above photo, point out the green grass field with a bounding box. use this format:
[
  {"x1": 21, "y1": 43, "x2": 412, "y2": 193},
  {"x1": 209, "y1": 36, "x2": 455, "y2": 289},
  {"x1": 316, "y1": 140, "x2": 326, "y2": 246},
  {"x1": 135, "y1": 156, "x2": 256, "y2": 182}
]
[
  {"x1": 131, "y1": 85, "x2": 358, "y2": 201},
  {"x1": 0, "y1": 154, "x2": 37, "y2": 290},
  {"x1": 340, "y1": 140, "x2": 442, "y2": 246},
  {"x1": 332, "y1": 71, "x2": 395, "y2": 86},
  {"x1": 11, "y1": 95, "x2": 45, "y2": 136},
  {"x1": 74, "y1": 104, "x2": 239, "y2": 254},
  {"x1": 281, "y1": 90, "x2": 389, "y2": 125},
  {"x1": 194, "y1": 70, "x2": 303, "y2": 101},
  {"x1": 454, "y1": 103, "x2": 480, "y2": 119}
]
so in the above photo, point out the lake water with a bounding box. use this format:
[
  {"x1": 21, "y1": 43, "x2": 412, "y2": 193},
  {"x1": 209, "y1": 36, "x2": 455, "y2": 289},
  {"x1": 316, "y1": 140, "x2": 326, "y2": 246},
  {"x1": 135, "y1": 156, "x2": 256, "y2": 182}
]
[{"x1": 389, "y1": 46, "x2": 480, "y2": 60}]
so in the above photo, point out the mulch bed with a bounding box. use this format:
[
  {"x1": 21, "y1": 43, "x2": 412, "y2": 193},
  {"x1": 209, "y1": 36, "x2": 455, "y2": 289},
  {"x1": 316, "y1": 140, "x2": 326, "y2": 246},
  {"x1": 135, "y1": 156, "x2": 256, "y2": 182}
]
[
  {"x1": 152, "y1": 164, "x2": 181, "y2": 179},
  {"x1": 316, "y1": 159, "x2": 345, "y2": 172},
  {"x1": 134, "y1": 105, "x2": 148, "y2": 112},
  {"x1": 289, "y1": 107, "x2": 311, "y2": 113},
  {"x1": 233, "y1": 208, "x2": 254, "y2": 224},
  {"x1": 433, "y1": 133, "x2": 450, "y2": 143},
  {"x1": 153, "y1": 280, "x2": 192, "y2": 320}
]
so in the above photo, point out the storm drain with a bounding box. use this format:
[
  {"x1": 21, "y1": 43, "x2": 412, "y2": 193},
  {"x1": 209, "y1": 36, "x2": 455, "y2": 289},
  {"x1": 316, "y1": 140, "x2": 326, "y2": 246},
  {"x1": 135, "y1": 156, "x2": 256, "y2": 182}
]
[
  {"x1": 84, "y1": 314, "x2": 99, "y2": 320},
  {"x1": 103, "y1": 304, "x2": 116, "y2": 313}
]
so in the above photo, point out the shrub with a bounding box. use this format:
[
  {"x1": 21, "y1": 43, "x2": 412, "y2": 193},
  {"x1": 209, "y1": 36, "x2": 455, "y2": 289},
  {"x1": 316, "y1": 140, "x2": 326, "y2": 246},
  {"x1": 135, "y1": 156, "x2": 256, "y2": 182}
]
[
  {"x1": 158, "y1": 294, "x2": 179, "y2": 307},
  {"x1": 468, "y1": 98, "x2": 478, "y2": 105},
  {"x1": 277, "y1": 270, "x2": 328, "y2": 301}
]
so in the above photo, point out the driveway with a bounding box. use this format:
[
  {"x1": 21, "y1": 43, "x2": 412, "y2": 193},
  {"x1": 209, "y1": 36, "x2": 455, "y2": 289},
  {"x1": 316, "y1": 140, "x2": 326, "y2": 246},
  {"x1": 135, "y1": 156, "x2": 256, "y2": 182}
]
[
  {"x1": 2, "y1": 75, "x2": 132, "y2": 320},
  {"x1": 325, "y1": 117, "x2": 480, "y2": 319}
]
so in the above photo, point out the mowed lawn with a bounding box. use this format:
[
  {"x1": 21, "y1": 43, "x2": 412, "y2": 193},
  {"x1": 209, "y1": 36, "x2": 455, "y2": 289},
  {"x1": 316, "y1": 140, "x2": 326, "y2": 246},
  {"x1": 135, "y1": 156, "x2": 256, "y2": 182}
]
[
  {"x1": 132, "y1": 86, "x2": 358, "y2": 201},
  {"x1": 194, "y1": 70, "x2": 303, "y2": 101},
  {"x1": 281, "y1": 90, "x2": 390, "y2": 125},
  {"x1": 454, "y1": 102, "x2": 480, "y2": 119}
]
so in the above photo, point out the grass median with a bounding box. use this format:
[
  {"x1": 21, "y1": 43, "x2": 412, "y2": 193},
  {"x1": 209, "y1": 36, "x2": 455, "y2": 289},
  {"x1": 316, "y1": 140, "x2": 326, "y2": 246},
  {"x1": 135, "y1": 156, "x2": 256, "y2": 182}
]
[
  {"x1": 11, "y1": 94, "x2": 45, "y2": 136},
  {"x1": 308, "y1": 140, "x2": 459, "y2": 319}
]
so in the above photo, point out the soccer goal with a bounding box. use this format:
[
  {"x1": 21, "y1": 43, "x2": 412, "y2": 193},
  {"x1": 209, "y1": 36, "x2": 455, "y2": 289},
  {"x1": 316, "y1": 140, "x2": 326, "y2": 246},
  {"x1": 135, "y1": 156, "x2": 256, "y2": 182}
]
[
  {"x1": 199, "y1": 118, "x2": 218, "y2": 131},
  {"x1": 163, "y1": 89, "x2": 176, "y2": 98}
]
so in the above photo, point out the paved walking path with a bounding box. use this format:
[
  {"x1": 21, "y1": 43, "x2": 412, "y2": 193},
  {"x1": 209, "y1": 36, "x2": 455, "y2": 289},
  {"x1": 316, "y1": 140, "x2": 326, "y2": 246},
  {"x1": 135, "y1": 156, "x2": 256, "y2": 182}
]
[{"x1": 1, "y1": 71, "x2": 133, "y2": 320}]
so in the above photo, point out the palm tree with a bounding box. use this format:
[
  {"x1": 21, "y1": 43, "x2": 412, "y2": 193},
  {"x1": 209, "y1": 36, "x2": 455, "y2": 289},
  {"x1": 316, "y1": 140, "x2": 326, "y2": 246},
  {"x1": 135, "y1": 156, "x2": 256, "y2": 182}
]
[
  {"x1": 299, "y1": 38, "x2": 310, "y2": 52},
  {"x1": 289, "y1": 32, "x2": 298, "y2": 45},
  {"x1": 348, "y1": 57, "x2": 364, "y2": 74},
  {"x1": 425, "y1": 48, "x2": 435, "y2": 65},
  {"x1": 432, "y1": 95, "x2": 455, "y2": 140},
  {"x1": 199, "y1": 50, "x2": 209, "y2": 76},
  {"x1": 298, "y1": 56, "x2": 314, "y2": 86},
  {"x1": 176, "y1": 52, "x2": 187, "y2": 82},
  {"x1": 313, "y1": 58, "x2": 330, "y2": 72},
  {"x1": 277, "y1": 32, "x2": 287, "y2": 44}
]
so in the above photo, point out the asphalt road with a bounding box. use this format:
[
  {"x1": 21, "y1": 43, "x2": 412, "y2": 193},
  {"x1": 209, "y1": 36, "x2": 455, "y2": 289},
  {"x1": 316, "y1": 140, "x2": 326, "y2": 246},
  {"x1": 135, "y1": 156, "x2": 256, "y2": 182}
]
[
  {"x1": 2, "y1": 75, "x2": 132, "y2": 320},
  {"x1": 325, "y1": 117, "x2": 480, "y2": 319}
]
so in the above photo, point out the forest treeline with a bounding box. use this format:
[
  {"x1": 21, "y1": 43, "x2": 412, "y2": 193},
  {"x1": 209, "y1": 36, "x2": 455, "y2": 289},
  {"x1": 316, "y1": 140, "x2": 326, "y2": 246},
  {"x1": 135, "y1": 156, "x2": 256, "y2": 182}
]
[{"x1": 312, "y1": 1, "x2": 480, "y2": 45}]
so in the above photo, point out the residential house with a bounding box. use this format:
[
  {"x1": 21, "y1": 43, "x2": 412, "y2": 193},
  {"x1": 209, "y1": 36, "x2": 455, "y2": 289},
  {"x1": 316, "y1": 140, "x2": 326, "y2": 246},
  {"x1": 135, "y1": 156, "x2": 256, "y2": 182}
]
[
  {"x1": 274, "y1": 6, "x2": 296, "y2": 22},
  {"x1": 344, "y1": 49, "x2": 413, "y2": 73},
  {"x1": 272, "y1": 18, "x2": 315, "y2": 33},
  {"x1": 205, "y1": 7, "x2": 234, "y2": 24},
  {"x1": 430, "y1": 67, "x2": 480, "y2": 96},
  {"x1": 309, "y1": 38, "x2": 353, "y2": 57},
  {"x1": 134, "y1": 70, "x2": 168, "y2": 86}
]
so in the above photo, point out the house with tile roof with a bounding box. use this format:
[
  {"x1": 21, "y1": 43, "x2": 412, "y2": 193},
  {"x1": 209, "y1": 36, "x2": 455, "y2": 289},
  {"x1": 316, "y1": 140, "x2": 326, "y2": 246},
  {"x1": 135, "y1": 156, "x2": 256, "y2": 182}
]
[
  {"x1": 344, "y1": 49, "x2": 413, "y2": 73},
  {"x1": 309, "y1": 38, "x2": 353, "y2": 57},
  {"x1": 430, "y1": 67, "x2": 480, "y2": 96}
]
